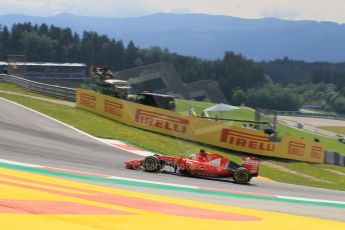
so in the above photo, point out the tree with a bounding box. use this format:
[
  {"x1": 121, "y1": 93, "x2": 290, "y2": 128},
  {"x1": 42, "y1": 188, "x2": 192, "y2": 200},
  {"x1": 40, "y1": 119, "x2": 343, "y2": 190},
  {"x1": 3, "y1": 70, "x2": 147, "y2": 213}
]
[
  {"x1": 0, "y1": 26, "x2": 10, "y2": 58},
  {"x1": 113, "y1": 40, "x2": 125, "y2": 70},
  {"x1": 20, "y1": 31, "x2": 57, "y2": 61},
  {"x1": 125, "y1": 41, "x2": 139, "y2": 68},
  {"x1": 81, "y1": 31, "x2": 96, "y2": 64},
  {"x1": 38, "y1": 23, "x2": 49, "y2": 36},
  {"x1": 331, "y1": 96, "x2": 345, "y2": 113},
  {"x1": 247, "y1": 83, "x2": 302, "y2": 111},
  {"x1": 233, "y1": 89, "x2": 248, "y2": 105}
]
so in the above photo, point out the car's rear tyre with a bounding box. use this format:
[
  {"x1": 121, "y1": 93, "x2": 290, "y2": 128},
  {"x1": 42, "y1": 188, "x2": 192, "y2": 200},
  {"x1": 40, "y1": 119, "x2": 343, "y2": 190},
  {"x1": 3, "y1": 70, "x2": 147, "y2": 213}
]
[
  {"x1": 234, "y1": 167, "x2": 250, "y2": 184},
  {"x1": 179, "y1": 169, "x2": 190, "y2": 176},
  {"x1": 144, "y1": 156, "x2": 160, "y2": 172}
]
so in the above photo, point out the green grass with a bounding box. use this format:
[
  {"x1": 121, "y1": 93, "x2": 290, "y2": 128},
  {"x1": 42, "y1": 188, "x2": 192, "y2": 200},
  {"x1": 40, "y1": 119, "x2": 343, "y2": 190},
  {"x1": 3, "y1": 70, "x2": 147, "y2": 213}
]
[
  {"x1": 0, "y1": 82, "x2": 54, "y2": 99},
  {"x1": 176, "y1": 99, "x2": 254, "y2": 120},
  {"x1": 176, "y1": 99, "x2": 256, "y2": 127},
  {"x1": 318, "y1": 126, "x2": 345, "y2": 135},
  {"x1": 1, "y1": 89, "x2": 345, "y2": 191},
  {"x1": 175, "y1": 99, "x2": 214, "y2": 114},
  {"x1": 260, "y1": 161, "x2": 345, "y2": 191}
]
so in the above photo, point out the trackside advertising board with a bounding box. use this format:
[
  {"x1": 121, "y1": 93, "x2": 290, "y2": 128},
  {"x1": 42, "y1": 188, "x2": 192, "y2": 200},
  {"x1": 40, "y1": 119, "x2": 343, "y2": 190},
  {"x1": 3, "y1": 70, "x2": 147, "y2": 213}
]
[{"x1": 76, "y1": 89, "x2": 324, "y2": 163}]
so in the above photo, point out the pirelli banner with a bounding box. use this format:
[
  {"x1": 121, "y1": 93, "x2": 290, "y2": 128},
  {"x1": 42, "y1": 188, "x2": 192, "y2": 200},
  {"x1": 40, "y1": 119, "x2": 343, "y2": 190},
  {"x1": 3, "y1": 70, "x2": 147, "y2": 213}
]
[{"x1": 77, "y1": 89, "x2": 325, "y2": 163}]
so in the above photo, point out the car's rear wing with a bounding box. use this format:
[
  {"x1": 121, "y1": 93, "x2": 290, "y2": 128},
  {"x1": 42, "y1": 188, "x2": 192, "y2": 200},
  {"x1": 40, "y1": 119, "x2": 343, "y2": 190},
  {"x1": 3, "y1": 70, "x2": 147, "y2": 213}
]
[{"x1": 242, "y1": 157, "x2": 260, "y2": 175}]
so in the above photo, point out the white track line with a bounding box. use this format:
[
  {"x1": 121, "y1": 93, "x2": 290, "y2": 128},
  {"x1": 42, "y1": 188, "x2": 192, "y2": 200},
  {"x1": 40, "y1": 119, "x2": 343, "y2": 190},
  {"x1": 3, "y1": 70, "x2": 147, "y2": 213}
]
[
  {"x1": 277, "y1": 195, "x2": 345, "y2": 205},
  {"x1": 0, "y1": 159, "x2": 42, "y2": 168},
  {"x1": 108, "y1": 176, "x2": 199, "y2": 189}
]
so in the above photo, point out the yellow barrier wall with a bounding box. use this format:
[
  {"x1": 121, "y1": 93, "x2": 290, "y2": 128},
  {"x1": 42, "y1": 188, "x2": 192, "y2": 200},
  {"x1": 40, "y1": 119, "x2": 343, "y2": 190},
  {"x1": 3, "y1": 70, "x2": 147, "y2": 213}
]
[{"x1": 76, "y1": 89, "x2": 324, "y2": 163}]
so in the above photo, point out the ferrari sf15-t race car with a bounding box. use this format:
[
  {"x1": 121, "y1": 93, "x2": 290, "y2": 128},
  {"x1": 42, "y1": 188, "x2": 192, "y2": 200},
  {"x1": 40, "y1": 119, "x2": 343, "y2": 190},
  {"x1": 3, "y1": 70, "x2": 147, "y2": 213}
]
[{"x1": 125, "y1": 150, "x2": 260, "y2": 184}]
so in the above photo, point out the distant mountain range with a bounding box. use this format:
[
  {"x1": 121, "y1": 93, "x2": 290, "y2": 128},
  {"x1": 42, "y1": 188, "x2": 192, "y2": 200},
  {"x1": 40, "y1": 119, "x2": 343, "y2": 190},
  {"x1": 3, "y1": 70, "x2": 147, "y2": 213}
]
[{"x1": 1, "y1": 13, "x2": 345, "y2": 62}]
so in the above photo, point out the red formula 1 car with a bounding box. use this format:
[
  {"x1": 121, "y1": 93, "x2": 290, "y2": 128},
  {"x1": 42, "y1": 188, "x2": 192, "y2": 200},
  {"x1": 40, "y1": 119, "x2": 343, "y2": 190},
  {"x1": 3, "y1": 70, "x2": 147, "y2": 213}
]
[{"x1": 125, "y1": 150, "x2": 260, "y2": 184}]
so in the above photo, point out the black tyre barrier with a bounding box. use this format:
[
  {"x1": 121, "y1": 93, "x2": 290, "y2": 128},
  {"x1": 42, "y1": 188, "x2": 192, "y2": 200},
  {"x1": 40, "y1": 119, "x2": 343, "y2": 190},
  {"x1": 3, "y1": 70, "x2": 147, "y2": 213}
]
[{"x1": 324, "y1": 151, "x2": 345, "y2": 167}]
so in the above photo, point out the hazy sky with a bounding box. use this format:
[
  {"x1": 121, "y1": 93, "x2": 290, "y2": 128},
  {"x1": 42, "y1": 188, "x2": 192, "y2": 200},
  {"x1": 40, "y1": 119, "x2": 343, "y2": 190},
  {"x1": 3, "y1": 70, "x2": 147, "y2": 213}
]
[{"x1": 0, "y1": 0, "x2": 344, "y2": 23}]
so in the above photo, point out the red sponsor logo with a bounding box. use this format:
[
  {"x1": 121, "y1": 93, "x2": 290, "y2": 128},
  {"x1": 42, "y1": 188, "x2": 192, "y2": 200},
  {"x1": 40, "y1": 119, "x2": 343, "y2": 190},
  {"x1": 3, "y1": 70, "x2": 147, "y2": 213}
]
[
  {"x1": 220, "y1": 129, "x2": 275, "y2": 152},
  {"x1": 311, "y1": 146, "x2": 323, "y2": 159},
  {"x1": 135, "y1": 109, "x2": 189, "y2": 133},
  {"x1": 104, "y1": 100, "x2": 123, "y2": 117},
  {"x1": 80, "y1": 93, "x2": 96, "y2": 108},
  {"x1": 288, "y1": 141, "x2": 306, "y2": 156}
]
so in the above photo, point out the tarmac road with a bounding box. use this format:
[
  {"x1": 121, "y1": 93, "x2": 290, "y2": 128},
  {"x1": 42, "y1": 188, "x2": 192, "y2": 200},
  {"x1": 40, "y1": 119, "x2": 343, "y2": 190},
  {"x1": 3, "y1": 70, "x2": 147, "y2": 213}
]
[{"x1": 0, "y1": 97, "x2": 344, "y2": 221}]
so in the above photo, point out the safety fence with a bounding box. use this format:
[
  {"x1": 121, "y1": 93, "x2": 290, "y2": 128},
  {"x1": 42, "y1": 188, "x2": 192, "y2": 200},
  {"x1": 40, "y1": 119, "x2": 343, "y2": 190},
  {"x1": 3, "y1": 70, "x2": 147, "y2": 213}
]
[
  {"x1": 269, "y1": 110, "x2": 345, "y2": 121},
  {"x1": 76, "y1": 88, "x2": 325, "y2": 164},
  {"x1": 0, "y1": 74, "x2": 76, "y2": 101}
]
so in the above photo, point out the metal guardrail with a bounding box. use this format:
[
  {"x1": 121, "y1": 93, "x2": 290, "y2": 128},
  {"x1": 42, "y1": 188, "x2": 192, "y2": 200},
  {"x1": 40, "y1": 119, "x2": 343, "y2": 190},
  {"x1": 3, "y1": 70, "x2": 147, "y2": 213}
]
[
  {"x1": 268, "y1": 110, "x2": 345, "y2": 121},
  {"x1": 0, "y1": 74, "x2": 76, "y2": 101}
]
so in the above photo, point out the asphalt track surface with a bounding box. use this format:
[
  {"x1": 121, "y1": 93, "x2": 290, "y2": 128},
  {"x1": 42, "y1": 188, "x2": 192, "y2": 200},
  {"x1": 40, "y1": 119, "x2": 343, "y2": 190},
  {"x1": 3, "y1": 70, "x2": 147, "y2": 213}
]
[{"x1": 1, "y1": 98, "x2": 345, "y2": 221}]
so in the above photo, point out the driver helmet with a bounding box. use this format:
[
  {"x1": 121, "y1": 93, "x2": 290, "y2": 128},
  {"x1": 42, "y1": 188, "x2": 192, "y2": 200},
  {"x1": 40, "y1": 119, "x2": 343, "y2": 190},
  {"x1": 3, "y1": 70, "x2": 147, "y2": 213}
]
[
  {"x1": 189, "y1": 153, "x2": 197, "y2": 159},
  {"x1": 199, "y1": 149, "x2": 206, "y2": 156}
]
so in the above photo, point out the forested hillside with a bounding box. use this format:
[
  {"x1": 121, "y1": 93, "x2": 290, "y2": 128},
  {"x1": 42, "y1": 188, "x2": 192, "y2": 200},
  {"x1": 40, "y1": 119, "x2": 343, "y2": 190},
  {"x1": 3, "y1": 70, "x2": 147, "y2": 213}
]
[
  {"x1": 0, "y1": 23, "x2": 266, "y2": 102},
  {"x1": 262, "y1": 58, "x2": 345, "y2": 84},
  {"x1": 261, "y1": 58, "x2": 345, "y2": 113},
  {"x1": 1, "y1": 23, "x2": 345, "y2": 113},
  {"x1": 2, "y1": 13, "x2": 345, "y2": 62}
]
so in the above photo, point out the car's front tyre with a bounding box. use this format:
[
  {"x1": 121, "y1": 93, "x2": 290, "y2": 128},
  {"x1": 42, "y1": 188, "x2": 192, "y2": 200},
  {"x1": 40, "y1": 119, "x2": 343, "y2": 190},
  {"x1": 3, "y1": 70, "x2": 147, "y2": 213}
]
[{"x1": 143, "y1": 156, "x2": 161, "y2": 172}]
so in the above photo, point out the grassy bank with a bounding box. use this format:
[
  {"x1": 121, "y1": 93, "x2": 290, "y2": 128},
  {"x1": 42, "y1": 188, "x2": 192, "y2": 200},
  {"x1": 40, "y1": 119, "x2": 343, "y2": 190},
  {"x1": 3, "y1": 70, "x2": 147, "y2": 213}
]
[
  {"x1": 1, "y1": 87, "x2": 345, "y2": 191},
  {"x1": 0, "y1": 82, "x2": 53, "y2": 98}
]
